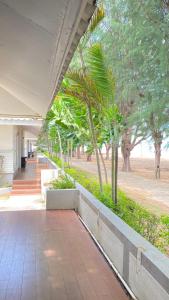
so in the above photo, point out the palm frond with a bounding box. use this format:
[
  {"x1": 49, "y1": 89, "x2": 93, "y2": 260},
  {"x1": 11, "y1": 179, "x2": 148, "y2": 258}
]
[
  {"x1": 88, "y1": 4, "x2": 105, "y2": 33},
  {"x1": 66, "y1": 70, "x2": 87, "y2": 90},
  {"x1": 79, "y1": 4, "x2": 105, "y2": 49},
  {"x1": 62, "y1": 80, "x2": 88, "y2": 107},
  {"x1": 66, "y1": 70, "x2": 104, "y2": 108},
  {"x1": 87, "y1": 43, "x2": 115, "y2": 102}
]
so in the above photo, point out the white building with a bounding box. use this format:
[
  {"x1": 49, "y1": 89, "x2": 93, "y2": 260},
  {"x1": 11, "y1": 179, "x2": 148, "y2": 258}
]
[{"x1": 0, "y1": 0, "x2": 96, "y2": 184}]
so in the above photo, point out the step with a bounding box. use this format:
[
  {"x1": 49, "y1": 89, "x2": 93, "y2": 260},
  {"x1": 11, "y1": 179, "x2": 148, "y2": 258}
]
[
  {"x1": 12, "y1": 185, "x2": 41, "y2": 190},
  {"x1": 13, "y1": 180, "x2": 41, "y2": 185},
  {"x1": 36, "y1": 163, "x2": 48, "y2": 166},
  {"x1": 11, "y1": 189, "x2": 41, "y2": 195}
]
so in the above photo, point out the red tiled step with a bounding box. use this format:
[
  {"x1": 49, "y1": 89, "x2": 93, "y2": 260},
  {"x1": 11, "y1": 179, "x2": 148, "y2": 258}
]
[
  {"x1": 13, "y1": 180, "x2": 40, "y2": 185},
  {"x1": 11, "y1": 189, "x2": 41, "y2": 195},
  {"x1": 27, "y1": 159, "x2": 36, "y2": 162},
  {"x1": 12, "y1": 185, "x2": 41, "y2": 190},
  {"x1": 36, "y1": 164, "x2": 49, "y2": 168}
]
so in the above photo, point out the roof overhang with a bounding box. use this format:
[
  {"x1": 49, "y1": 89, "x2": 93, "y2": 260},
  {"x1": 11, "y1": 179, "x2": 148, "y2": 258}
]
[
  {"x1": 0, "y1": 0, "x2": 96, "y2": 118},
  {"x1": 0, "y1": 117, "x2": 42, "y2": 126}
]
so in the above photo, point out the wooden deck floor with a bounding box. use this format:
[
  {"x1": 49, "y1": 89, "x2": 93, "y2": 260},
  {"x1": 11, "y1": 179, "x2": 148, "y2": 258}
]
[{"x1": 0, "y1": 210, "x2": 129, "y2": 300}]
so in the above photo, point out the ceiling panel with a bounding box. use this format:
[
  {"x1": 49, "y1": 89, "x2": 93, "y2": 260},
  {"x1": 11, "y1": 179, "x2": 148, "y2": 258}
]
[{"x1": 0, "y1": 0, "x2": 95, "y2": 117}]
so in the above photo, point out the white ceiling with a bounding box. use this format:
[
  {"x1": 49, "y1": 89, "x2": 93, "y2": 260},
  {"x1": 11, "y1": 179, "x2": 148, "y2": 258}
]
[{"x1": 0, "y1": 0, "x2": 95, "y2": 118}]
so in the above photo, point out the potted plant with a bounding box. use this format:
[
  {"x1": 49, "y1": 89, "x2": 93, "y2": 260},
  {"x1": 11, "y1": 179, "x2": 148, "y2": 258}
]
[{"x1": 46, "y1": 174, "x2": 79, "y2": 210}]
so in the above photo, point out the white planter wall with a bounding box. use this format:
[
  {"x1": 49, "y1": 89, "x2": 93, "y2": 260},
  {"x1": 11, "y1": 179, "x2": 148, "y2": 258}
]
[{"x1": 46, "y1": 189, "x2": 79, "y2": 210}]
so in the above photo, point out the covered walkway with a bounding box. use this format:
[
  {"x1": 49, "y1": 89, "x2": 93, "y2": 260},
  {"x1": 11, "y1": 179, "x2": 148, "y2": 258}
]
[
  {"x1": 0, "y1": 211, "x2": 129, "y2": 300},
  {"x1": 0, "y1": 158, "x2": 129, "y2": 300}
]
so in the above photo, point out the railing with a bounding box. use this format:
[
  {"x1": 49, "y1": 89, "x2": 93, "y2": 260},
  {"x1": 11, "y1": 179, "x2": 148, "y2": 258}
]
[{"x1": 42, "y1": 155, "x2": 169, "y2": 300}]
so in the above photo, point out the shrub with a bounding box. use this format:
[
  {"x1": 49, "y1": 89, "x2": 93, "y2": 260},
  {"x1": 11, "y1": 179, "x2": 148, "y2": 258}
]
[
  {"x1": 47, "y1": 154, "x2": 169, "y2": 255},
  {"x1": 50, "y1": 174, "x2": 75, "y2": 190}
]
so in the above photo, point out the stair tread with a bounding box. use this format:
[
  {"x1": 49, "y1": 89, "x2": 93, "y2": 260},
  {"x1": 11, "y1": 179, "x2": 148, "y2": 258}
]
[
  {"x1": 12, "y1": 188, "x2": 41, "y2": 190},
  {"x1": 11, "y1": 189, "x2": 41, "y2": 195},
  {"x1": 13, "y1": 180, "x2": 40, "y2": 184},
  {"x1": 12, "y1": 189, "x2": 41, "y2": 191}
]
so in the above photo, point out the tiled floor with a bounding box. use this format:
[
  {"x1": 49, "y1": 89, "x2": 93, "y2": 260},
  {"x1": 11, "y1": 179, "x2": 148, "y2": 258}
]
[
  {"x1": 14, "y1": 158, "x2": 38, "y2": 180},
  {"x1": 0, "y1": 157, "x2": 129, "y2": 299},
  {"x1": 14, "y1": 157, "x2": 48, "y2": 181},
  {"x1": 0, "y1": 210, "x2": 129, "y2": 300}
]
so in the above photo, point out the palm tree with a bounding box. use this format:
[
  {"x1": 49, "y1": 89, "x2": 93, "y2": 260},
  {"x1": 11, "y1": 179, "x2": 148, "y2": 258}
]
[
  {"x1": 63, "y1": 72, "x2": 103, "y2": 192},
  {"x1": 63, "y1": 44, "x2": 115, "y2": 194},
  {"x1": 88, "y1": 44, "x2": 123, "y2": 204},
  {"x1": 66, "y1": 43, "x2": 122, "y2": 204},
  {"x1": 63, "y1": 4, "x2": 119, "y2": 203}
]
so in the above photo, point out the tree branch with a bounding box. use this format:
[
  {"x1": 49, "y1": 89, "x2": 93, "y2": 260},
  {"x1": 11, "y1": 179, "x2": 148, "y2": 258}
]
[{"x1": 131, "y1": 137, "x2": 145, "y2": 150}]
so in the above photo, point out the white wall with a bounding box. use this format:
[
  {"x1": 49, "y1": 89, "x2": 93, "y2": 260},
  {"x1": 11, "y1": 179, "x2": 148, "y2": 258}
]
[
  {"x1": 0, "y1": 125, "x2": 23, "y2": 183},
  {"x1": 0, "y1": 125, "x2": 13, "y2": 149},
  {"x1": 13, "y1": 126, "x2": 22, "y2": 173},
  {"x1": 0, "y1": 125, "x2": 15, "y2": 184},
  {"x1": 0, "y1": 125, "x2": 14, "y2": 174}
]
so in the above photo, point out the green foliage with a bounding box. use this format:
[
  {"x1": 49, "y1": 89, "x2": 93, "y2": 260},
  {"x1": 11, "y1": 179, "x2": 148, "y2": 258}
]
[
  {"x1": 48, "y1": 154, "x2": 169, "y2": 254},
  {"x1": 88, "y1": 4, "x2": 105, "y2": 34},
  {"x1": 50, "y1": 174, "x2": 75, "y2": 190},
  {"x1": 92, "y1": 0, "x2": 169, "y2": 158},
  {"x1": 39, "y1": 0, "x2": 169, "y2": 254},
  {"x1": 161, "y1": 216, "x2": 169, "y2": 245},
  {"x1": 87, "y1": 43, "x2": 115, "y2": 101}
]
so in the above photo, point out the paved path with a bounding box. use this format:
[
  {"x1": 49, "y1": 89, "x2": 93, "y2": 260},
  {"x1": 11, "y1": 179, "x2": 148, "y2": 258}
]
[
  {"x1": 0, "y1": 210, "x2": 129, "y2": 300},
  {"x1": 72, "y1": 159, "x2": 169, "y2": 215}
]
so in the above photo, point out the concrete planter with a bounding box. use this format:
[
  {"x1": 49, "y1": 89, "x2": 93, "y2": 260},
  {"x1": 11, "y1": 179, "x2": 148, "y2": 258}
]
[{"x1": 46, "y1": 189, "x2": 79, "y2": 210}]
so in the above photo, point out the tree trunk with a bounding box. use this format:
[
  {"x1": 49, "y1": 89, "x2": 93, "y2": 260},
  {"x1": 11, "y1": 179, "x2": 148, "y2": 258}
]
[
  {"x1": 99, "y1": 148, "x2": 108, "y2": 184},
  {"x1": 88, "y1": 105, "x2": 103, "y2": 193},
  {"x1": 114, "y1": 144, "x2": 118, "y2": 205},
  {"x1": 122, "y1": 149, "x2": 131, "y2": 172},
  {"x1": 86, "y1": 153, "x2": 92, "y2": 161},
  {"x1": 111, "y1": 142, "x2": 115, "y2": 203},
  {"x1": 105, "y1": 143, "x2": 111, "y2": 160},
  {"x1": 111, "y1": 141, "x2": 118, "y2": 204},
  {"x1": 121, "y1": 129, "x2": 132, "y2": 172},
  {"x1": 77, "y1": 146, "x2": 81, "y2": 159},
  {"x1": 57, "y1": 127, "x2": 64, "y2": 171},
  {"x1": 70, "y1": 139, "x2": 73, "y2": 166},
  {"x1": 81, "y1": 145, "x2": 85, "y2": 156},
  {"x1": 153, "y1": 132, "x2": 162, "y2": 179},
  {"x1": 67, "y1": 140, "x2": 70, "y2": 168},
  {"x1": 46, "y1": 133, "x2": 50, "y2": 154}
]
